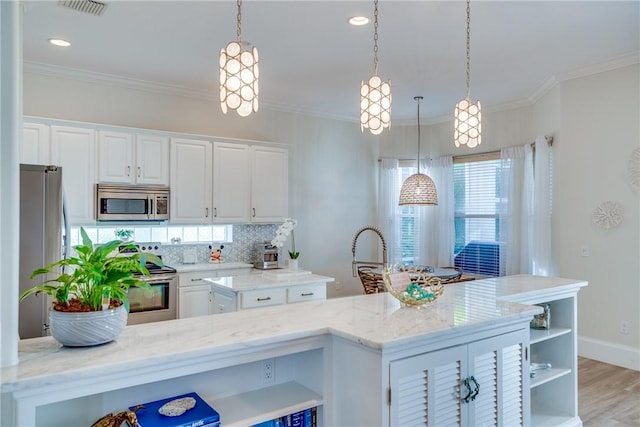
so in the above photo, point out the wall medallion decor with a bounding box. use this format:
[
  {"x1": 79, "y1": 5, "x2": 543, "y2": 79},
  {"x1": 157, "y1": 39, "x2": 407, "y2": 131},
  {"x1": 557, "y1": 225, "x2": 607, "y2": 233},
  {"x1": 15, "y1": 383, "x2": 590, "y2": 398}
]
[
  {"x1": 592, "y1": 200, "x2": 624, "y2": 229},
  {"x1": 626, "y1": 147, "x2": 640, "y2": 192}
]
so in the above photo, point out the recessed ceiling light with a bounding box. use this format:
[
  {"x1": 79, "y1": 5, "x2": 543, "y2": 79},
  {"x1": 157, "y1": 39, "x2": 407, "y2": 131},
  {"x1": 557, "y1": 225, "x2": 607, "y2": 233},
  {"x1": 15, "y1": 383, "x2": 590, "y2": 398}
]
[
  {"x1": 348, "y1": 16, "x2": 370, "y2": 26},
  {"x1": 48, "y1": 38, "x2": 71, "y2": 47}
]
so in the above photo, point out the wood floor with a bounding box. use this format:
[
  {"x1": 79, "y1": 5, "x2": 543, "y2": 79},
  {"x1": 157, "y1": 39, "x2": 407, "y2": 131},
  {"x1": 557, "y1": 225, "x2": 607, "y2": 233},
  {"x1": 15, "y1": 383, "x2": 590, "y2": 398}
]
[{"x1": 578, "y1": 357, "x2": 640, "y2": 426}]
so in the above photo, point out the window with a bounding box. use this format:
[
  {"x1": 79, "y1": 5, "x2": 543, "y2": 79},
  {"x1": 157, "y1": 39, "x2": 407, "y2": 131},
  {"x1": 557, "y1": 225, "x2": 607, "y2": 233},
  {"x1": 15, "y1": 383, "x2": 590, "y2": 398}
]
[
  {"x1": 453, "y1": 154, "x2": 501, "y2": 276},
  {"x1": 70, "y1": 225, "x2": 233, "y2": 246}
]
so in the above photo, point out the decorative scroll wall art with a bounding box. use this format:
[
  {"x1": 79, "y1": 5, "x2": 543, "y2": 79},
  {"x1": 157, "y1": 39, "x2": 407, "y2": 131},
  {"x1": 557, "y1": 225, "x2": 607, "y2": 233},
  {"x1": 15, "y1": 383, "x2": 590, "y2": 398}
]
[{"x1": 592, "y1": 200, "x2": 624, "y2": 230}]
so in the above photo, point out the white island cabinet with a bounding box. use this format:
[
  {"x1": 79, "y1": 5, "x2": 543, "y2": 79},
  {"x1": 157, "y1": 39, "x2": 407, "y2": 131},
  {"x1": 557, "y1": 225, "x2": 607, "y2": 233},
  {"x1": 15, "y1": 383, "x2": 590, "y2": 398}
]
[
  {"x1": 205, "y1": 272, "x2": 332, "y2": 314},
  {"x1": 1, "y1": 275, "x2": 586, "y2": 427}
]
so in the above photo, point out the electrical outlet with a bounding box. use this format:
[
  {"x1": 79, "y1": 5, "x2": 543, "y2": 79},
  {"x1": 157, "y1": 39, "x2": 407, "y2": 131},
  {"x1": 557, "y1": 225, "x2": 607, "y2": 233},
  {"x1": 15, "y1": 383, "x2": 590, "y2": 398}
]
[
  {"x1": 335, "y1": 281, "x2": 342, "y2": 290},
  {"x1": 619, "y1": 320, "x2": 630, "y2": 335},
  {"x1": 580, "y1": 245, "x2": 590, "y2": 257},
  {"x1": 262, "y1": 358, "x2": 275, "y2": 384}
]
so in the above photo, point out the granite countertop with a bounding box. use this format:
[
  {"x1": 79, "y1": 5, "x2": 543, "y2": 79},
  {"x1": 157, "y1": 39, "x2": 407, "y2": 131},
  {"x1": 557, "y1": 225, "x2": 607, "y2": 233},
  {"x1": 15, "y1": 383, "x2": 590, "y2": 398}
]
[
  {"x1": 1, "y1": 275, "x2": 587, "y2": 392},
  {"x1": 172, "y1": 262, "x2": 254, "y2": 273},
  {"x1": 205, "y1": 271, "x2": 334, "y2": 292}
]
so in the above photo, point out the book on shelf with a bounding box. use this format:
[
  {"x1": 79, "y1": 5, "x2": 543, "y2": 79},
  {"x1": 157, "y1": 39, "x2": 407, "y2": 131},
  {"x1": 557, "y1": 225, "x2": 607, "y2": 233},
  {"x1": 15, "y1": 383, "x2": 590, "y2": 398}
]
[
  {"x1": 252, "y1": 407, "x2": 317, "y2": 427},
  {"x1": 129, "y1": 392, "x2": 220, "y2": 427}
]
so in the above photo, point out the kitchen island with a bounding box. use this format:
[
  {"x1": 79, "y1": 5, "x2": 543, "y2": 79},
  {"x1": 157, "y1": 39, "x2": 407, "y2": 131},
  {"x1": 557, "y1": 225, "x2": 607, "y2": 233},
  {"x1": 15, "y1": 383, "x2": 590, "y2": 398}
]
[
  {"x1": 1, "y1": 275, "x2": 586, "y2": 426},
  {"x1": 205, "y1": 271, "x2": 334, "y2": 313}
]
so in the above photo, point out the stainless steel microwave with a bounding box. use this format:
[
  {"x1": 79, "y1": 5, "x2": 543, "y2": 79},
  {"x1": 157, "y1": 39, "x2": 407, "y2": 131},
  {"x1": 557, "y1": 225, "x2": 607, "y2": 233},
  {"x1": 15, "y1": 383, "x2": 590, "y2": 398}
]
[{"x1": 96, "y1": 184, "x2": 169, "y2": 221}]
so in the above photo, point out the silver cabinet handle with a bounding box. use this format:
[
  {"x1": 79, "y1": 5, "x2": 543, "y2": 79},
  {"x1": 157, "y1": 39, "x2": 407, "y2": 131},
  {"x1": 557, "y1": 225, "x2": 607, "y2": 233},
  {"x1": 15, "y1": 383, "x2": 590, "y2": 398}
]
[
  {"x1": 191, "y1": 278, "x2": 203, "y2": 282},
  {"x1": 126, "y1": 165, "x2": 131, "y2": 176},
  {"x1": 252, "y1": 208, "x2": 256, "y2": 217},
  {"x1": 205, "y1": 207, "x2": 209, "y2": 217},
  {"x1": 257, "y1": 297, "x2": 272, "y2": 302},
  {"x1": 301, "y1": 292, "x2": 314, "y2": 297},
  {"x1": 137, "y1": 166, "x2": 141, "y2": 178},
  {"x1": 214, "y1": 207, "x2": 218, "y2": 217}
]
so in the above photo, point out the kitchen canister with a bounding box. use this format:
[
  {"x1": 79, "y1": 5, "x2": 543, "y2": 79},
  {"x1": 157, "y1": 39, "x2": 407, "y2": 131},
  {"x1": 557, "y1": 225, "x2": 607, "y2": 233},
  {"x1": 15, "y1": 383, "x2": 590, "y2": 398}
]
[{"x1": 530, "y1": 303, "x2": 551, "y2": 329}]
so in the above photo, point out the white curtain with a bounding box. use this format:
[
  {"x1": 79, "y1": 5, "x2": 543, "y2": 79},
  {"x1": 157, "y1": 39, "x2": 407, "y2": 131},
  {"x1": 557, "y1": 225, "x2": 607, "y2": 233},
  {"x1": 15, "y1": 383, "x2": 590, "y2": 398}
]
[
  {"x1": 377, "y1": 158, "x2": 402, "y2": 264},
  {"x1": 499, "y1": 144, "x2": 534, "y2": 276},
  {"x1": 531, "y1": 136, "x2": 553, "y2": 275},
  {"x1": 418, "y1": 156, "x2": 455, "y2": 267}
]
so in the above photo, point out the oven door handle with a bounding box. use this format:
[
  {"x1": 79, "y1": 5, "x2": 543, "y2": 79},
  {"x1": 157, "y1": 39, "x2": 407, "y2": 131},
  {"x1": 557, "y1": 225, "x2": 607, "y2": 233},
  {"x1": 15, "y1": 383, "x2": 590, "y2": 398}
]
[{"x1": 141, "y1": 275, "x2": 177, "y2": 284}]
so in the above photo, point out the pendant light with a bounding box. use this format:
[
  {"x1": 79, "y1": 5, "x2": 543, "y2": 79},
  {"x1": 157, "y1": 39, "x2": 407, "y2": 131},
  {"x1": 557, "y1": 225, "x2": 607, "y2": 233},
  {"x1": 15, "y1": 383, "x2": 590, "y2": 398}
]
[
  {"x1": 360, "y1": 0, "x2": 391, "y2": 135},
  {"x1": 219, "y1": 0, "x2": 259, "y2": 117},
  {"x1": 399, "y1": 96, "x2": 438, "y2": 206},
  {"x1": 454, "y1": 0, "x2": 481, "y2": 148}
]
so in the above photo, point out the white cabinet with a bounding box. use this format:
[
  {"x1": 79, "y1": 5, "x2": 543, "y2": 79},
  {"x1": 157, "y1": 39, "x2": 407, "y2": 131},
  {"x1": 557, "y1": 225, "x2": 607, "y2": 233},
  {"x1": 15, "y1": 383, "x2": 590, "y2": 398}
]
[
  {"x1": 212, "y1": 141, "x2": 251, "y2": 223},
  {"x1": 22, "y1": 122, "x2": 50, "y2": 165},
  {"x1": 178, "y1": 268, "x2": 250, "y2": 318},
  {"x1": 179, "y1": 284, "x2": 212, "y2": 318},
  {"x1": 212, "y1": 143, "x2": 289, "y2": 224},
  {"x1": 389, "y1": 330, "x2": 528, "y2": 426},
  {"x1": 50, "y1": 125, "x2": 97, "y2": 224},
  {"x1": 170, "y1": 138, "x2": 212, "y2": 224},
  {"x1": 98, "y1": 131, "x2": 169, "y2": 185},
  {"x1": 251, "y1": 146, "x2": 288, "y2": 223}
]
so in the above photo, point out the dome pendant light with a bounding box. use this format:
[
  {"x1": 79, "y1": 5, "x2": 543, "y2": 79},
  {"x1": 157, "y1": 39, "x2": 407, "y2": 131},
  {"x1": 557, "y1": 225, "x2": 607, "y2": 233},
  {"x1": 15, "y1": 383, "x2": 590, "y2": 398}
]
[
  {"x1": 220, "y1": 0, "x2": 259, "y2": 117},
  {"x1": 360, "y1": 0, "x2": 391, "y2": 135},
  {"x1": 399, "y1": 96, "x2": 438, "y2": 206},
  {"x1": 454, "y1": 0, "x2": 481, "y2": 148}
]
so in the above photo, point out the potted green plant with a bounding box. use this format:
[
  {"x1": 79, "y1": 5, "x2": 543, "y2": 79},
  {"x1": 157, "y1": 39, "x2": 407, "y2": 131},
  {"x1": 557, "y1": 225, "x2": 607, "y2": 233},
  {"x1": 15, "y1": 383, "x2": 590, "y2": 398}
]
[{"x1": 19, "y1": 227, "x2": 162, "y2": 347}]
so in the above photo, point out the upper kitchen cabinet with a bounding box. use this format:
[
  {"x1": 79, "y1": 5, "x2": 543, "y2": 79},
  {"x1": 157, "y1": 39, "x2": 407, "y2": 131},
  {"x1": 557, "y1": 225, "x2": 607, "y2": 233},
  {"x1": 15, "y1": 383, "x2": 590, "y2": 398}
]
[
  {"x1": 98, "y1": 131, "x2": 169, "y2": 185},
  {"x1": 212, "y1": 141, "x2": 251, "y2": 223},
  {"x1": 251, "y1": 146, "x2": 288, "y2": 223},
  {"x1": 22, "y1": 122, "x2": 50, "y2": 165},
  {"x1": 50, "y1": 125, "x2": 97, "y2": 225},
  {"x1": 170, "y1": 137, "x2": 212, "y2": 224}
]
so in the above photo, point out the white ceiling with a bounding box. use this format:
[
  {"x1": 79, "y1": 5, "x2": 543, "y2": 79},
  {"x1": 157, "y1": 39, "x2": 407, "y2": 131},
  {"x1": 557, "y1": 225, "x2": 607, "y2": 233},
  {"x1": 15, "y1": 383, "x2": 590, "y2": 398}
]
[{"x1": 22, "y1": 1, "x2": 640, "y2": 123}]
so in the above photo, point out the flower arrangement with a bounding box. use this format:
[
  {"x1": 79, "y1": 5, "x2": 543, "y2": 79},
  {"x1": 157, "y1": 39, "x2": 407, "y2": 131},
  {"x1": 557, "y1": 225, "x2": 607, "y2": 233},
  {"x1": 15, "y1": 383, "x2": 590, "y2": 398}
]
[{"x1": 271, "y1": 218, "x2": 299, "y2": 259}]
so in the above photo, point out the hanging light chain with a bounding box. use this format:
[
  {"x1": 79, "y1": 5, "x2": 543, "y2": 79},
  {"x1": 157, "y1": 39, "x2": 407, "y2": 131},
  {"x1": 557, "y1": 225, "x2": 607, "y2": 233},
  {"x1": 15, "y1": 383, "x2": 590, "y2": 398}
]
[
  {"x1": 465, "y1": 0, "x2": 471, "y2": 99},
  {"x1": 373, "y1": 0, "x2": 379, "y2": 75},
  {"x1": 415, "y1": 96, "x2": 423, "y2": 174},
  {"x1": 236, "y1": 0, "x2": 242, "y2": 41}
]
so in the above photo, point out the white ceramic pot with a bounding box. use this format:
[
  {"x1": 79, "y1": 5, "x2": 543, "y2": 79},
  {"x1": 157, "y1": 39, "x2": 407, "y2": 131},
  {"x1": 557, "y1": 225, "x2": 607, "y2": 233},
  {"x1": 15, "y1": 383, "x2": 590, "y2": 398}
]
[
  {"x1": 49, "y1": 305, "x2": 128, "y2": 347},
  {"x1": 288, "y1": 259, "x2": 299, "y2": 270}
]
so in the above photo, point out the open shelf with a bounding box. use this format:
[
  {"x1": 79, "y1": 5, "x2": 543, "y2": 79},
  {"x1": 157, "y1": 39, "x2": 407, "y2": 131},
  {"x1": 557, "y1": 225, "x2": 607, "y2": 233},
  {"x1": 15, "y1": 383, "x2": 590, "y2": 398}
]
[
  {"x1": 530, "y1": 367, "x2": 572, "y2": 388},
  {"x1": 209, "y1": 381, "x2": 322, "y2": 427},
  {"x1": 530, "y1": 327, "x2": 572, "y2": 344}
]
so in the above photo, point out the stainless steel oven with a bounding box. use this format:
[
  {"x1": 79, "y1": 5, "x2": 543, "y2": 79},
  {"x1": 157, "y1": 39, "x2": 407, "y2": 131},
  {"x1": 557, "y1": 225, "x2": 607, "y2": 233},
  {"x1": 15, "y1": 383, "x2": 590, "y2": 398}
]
[{"x1": 125, "y1": 247, "x2": 178, "y2": 325}]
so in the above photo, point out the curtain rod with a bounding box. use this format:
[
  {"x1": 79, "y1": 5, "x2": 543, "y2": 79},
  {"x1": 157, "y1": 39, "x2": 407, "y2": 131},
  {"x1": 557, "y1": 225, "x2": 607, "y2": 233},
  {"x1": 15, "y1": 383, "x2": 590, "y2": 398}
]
[{"x1": 378, "y1": 135, "x2": 554, "y2": 163}]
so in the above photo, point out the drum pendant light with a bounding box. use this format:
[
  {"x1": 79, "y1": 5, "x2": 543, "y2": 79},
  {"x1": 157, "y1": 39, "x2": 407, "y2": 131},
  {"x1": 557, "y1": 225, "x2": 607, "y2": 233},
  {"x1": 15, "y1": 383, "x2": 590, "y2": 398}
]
[
  {"x1": 454, "y1": 0, "x2": 481, "y2": 147},
  {"x1": 399, "y1": 96, "x2": 438, "y2": 206},
  {"x1": 220, "y1": 0, "x2": 259, "y2": 117},
  {"x1": 360, "y1": 0, "x2": 392, "y2": 135}
]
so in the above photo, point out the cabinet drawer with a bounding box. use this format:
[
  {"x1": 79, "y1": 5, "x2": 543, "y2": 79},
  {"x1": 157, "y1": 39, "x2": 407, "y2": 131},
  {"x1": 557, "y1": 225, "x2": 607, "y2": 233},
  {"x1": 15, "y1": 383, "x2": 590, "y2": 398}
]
[
  {"x1": 287, "y1": 283, "x2": 326, "y2": 303},
  {"x1": 179, "y1": 271, "x2": 217, "y2": 287},
  {"x1": 241, "y1": 288, "x2": 286, "y2": 309}
]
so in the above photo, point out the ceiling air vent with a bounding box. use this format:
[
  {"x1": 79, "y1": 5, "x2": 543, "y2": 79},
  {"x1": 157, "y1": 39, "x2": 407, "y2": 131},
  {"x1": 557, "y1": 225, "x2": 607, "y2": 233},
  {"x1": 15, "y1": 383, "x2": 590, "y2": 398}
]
[{"x1": 58, "y1": 0, "x2": 108, "y2": 16}]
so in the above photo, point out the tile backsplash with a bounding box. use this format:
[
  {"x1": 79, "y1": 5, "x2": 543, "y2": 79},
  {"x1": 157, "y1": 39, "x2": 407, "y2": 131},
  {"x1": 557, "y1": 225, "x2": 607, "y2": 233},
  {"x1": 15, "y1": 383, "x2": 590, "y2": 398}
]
[{"x1": 158, "y1": 224, "x2": 278, "y2": 265}]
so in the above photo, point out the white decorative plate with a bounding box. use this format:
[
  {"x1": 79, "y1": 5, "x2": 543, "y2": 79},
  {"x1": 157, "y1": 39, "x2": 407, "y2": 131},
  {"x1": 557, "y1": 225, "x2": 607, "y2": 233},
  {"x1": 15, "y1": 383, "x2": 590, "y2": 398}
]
[{"x1": 592, "y1": 201, "x2": 624, "y2": 229}]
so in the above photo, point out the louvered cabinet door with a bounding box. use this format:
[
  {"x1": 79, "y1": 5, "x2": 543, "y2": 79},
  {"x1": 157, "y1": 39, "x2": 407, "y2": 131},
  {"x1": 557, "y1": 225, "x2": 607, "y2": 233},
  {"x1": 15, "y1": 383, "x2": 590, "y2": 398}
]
[
  {"x1": 389, "y1": 345, "x2": 468, "y2": 427},
  {"x1": 467, "y1": 329, "x2": 529, "y2": 427}
]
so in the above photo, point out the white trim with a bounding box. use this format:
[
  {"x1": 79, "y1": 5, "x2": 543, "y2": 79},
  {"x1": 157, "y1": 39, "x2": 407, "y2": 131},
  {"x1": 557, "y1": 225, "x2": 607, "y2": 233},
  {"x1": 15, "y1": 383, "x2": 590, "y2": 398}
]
[{"x1": 578, "y1": 335, "x2": 640, "y2": 371}]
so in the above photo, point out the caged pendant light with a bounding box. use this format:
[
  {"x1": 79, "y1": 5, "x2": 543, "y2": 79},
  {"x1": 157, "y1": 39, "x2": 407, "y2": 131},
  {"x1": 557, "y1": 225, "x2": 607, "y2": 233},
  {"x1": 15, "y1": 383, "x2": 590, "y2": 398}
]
[
  {"x1": 454, "y1": 0, "x2": 481, "y2": 148},
  {"x1": 220, "y1": 0, "x2": 259, "y2": 117},
  {"x1": 360, "y1": 0, "x2": 392, "y2": 135},
  {"x1": 399, "y1": 96, "x2": 438, "y2": 206}
]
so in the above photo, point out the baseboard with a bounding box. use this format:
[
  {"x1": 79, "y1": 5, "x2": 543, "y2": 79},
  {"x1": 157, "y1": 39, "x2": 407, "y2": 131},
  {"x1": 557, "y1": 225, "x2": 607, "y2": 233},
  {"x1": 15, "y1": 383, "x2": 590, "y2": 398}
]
[{"x1": 578, "y1": 335, "x2": 640, "y2": 371}]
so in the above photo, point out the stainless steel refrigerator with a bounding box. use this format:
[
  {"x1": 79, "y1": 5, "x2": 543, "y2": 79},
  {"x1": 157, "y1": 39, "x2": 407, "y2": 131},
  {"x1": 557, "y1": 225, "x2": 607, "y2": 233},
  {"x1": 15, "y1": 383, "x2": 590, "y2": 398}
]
[{"x1": 19, "y1": 164, "x2": 70, "y2": 339}]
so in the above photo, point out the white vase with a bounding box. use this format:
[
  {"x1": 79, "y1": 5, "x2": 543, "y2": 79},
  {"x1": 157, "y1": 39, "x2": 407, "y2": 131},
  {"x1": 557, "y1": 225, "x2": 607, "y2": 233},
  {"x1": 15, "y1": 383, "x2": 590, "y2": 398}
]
[
  {"x1": 288, "y1": 258, "x2": 299, "y2": 270},
  {"x1": 49, "y1": 305, "x2": 128, "y2": 347}
]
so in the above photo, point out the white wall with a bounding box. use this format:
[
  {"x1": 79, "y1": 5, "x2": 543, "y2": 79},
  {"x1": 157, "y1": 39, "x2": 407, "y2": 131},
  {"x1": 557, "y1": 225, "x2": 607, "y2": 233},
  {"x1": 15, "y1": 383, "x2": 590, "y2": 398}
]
[
  {"x1": 556, "y1": 65, "x2": 639, "y2": 369},
  {"x1": 23, "y1": 71, "x2": 380, "y2": 297}
]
